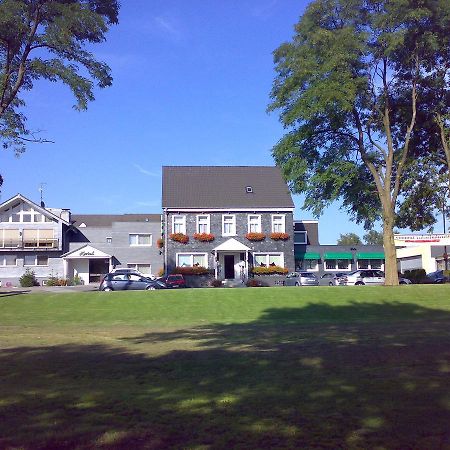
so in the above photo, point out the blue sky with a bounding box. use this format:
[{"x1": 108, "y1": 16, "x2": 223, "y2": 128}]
[{"x1": 2, "y1": 0, "x2": 389, "y2": 244}]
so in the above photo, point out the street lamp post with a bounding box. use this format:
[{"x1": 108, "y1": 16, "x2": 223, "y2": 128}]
[{"x1": 443, "y1": 189, "x2": 449, "y2": 271}]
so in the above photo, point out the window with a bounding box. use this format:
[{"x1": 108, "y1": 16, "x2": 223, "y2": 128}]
[
  {"x1": 127, "y1": 263, "x2": 151, "y2": 275},
  {"x1": 295, "y1": 259, "x2": 318, "y2": 271},
  {"x1": 106, "y1": 237, "x2": 112, "y2": 244},
  {"x1": 196, "y1": 215, "x2": 210, "y2": 234},
  {"x1": 357, "y1": 259, "x2": 383, "y2": 270},
  {"x1": 172, "y1": 215, "x2": 186, "y2": 234},
  {"x1": 24, "y1": 255, "x2": 48, "y2": 266},
  {"x1": 272, "y1": 215, "x2": 285, "y2": 233},
  {"x1": 248, "y1": 215, "x2": 261, "y2": 233},
  {"x1": 222, "y1": 215, "x2": 236, "y2": 236},
  {"x1": 129, "y1": 234, "x2": 152, "y2": 246},
  {"x1": 22, "y1": 214, "x2": 32, "y2": 222},
  {"x1": 325, "y1": 259, "x2": 350, "y2": 270},
  {"x1": 294, "y1": 231, "x2": 307, "y2": 244},
  {"x1": 0, "y1": 255, "x2": 16, "y2": 266},
  {"x1": 176, "y1": 253, "x2": 208, "y2": 267},
  {"x1": 23, "y1": 229, "x2": 55, "y2": 248},
  {"x1": 253, "y1": 253, "x2": 284, "y2": 267},
  {"x1": 2, "y1": 229, "x2": 20, "y2": 248}
]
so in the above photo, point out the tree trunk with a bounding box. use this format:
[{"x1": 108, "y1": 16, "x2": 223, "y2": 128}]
[{"x1": 382, "y1": 209, "x2": 399, "y2": 286}]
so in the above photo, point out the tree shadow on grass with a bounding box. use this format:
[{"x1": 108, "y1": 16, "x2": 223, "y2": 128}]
[{"x1": 1, "y1": 302, "x2": 449, "y2": 449}]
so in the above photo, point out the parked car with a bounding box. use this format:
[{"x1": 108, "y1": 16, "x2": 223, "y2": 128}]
[
  {"x1": 110, "y1": 268, "x2": 156, "y2": 279},
  {"x1": 158, "y1": 274, "x2": 186, "y2": 288},
  {"x1": 426, "y1": 270, "x2": 447, "y2": 284},
  {"x1": 339, "y1": 269, "x2": 385, "y2": 286},
  {"x1": 320, "y1": 272, "x2": 347, "y2": 286},
  {"x1": 285, "y1": 272, "x2": 319, "y2": 286},
  {"x1": 99, "y1": 273, "x2": 166, "y2": 291},
  {"x1": 399, "y1": 276, "x2": 412, "y2": 285}
]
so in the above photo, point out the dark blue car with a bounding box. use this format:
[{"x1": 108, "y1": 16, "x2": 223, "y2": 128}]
[{"x1": 99, "y1": 273, "x2": 167, "y2": 291}]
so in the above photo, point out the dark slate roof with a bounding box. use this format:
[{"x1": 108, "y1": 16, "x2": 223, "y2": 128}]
[
  {"x1": 162, "y1": 166, "x2": 294, "y2": 208},
  {"x1": 71, "y1": 214, "x2": 161, "y2": 227}
]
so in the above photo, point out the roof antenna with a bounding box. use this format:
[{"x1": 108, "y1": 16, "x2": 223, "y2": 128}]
[{"x1": 38, "y1": 182, "x2": 47, "y2": 208}]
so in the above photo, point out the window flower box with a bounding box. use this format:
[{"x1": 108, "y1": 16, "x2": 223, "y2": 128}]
[
  {"x1": 193, "y1": 233, "x2": 215, "y2": 242},
  {"x1": 173, "y1": 266, "x2": 209, "y2": 275},
  {"x1": 251, "y1": 266, "x2": 288, "y2": 275},
  {"x1": 245, "y1": 232, "x2": 266, "y2": 241},
  {"x1": 157, "y1": 238, "x2": 164, "y2": 248},
  {"x1": 270, "y1": 232, "x2": 290, "y2": 241},
  {"x1": 170, "y1": 233, "x2": 189, "y2": 244}
]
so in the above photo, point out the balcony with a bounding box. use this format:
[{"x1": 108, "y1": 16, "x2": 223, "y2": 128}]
[{"x1": 1, "y1": 238, "x2": 60, "y2": 250}]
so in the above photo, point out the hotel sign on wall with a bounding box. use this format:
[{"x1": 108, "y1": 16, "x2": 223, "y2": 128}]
[{"x1": 394, "y1": 234, "x2": 450, "y2": 244}]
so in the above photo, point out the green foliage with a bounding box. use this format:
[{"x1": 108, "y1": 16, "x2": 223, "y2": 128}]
[
  {"x1": 251, "y1": 266, "x2": 289, "y2": 275},
  {"x1": 403, "y1": 269, "x2": 427, "y2": 284},
  {"x1": 337, "y1": 233, "x2": 362, "y2": 245},
  {"x1": 0, "y1": 0, "x2": 119, "y2": 155},
  {"x1": 19, "y1": 268, "x2": 39, "y2": 287},
  {"x1": 363, "y1": 230, "x2": 384, "y2": 245}
]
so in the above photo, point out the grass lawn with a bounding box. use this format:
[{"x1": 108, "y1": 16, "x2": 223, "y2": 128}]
[{"x1": 1, "y1": 286, "x2": 449, "y2": 449}]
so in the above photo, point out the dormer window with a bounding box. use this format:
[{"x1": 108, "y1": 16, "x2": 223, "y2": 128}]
[{"x1": 246, "y1": 186, "x2": 253, "y2": 193}]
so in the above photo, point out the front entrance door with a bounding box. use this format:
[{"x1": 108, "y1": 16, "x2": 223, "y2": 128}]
[
  {"x1": 224, "y1": 255, "x2": 235, "y2": 279},
  {"x1": 89, "y1": 259, "x2": 109, "y2": 283}
]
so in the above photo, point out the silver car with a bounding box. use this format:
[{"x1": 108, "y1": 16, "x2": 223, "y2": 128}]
[
  {"x1": 320, "y1": 272, "x2": 347, "y2": 286},
  {"x1": 285, "y1": 271, "x2": 319, "y2": 286},
  {"x1": 339, "y1": 270, "x2": 385, "y2": 286}
]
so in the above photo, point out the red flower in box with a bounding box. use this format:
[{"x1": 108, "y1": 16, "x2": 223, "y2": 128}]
[
  {"x1": 157, "y1": 238, "x2": 164, "y2": 248},
  {"x1": 270, "y1": 232, "x2": 290, "y2": 241},
  {"x1": 170, "y1": 233, "x2": 189, "y2": 244},
  {"x1": 193, "y1": 233, "x2": 215, "y2": 242},
  {"x1": 245, "y1": 232, "x2": 266, "y2": 241}
]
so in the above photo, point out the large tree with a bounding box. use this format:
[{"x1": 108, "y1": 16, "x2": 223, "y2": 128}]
[
  {"x1": 0, "y1": 0, "x2": 119, "y2": 179},
  {"x1": 268, "y1": 0, "x2": 449, "y2": 285},
  {"x1": 337, "y1": 232, "x2": 362, "y2": 245}
]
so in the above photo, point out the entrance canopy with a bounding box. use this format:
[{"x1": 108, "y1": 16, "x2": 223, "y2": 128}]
[
  {"x1": 62, "y1": 244, "x2": 112, "y2": 260},
  {"x1": 213, "y1": 238, "x2": 251, "y2": 252}
]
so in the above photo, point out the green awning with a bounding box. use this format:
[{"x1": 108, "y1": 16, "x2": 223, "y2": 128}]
[
  {"x1": 323, "y1": 252, "x2": 353, "y2": 260},
  {"x1": 356, "y1": 252, "x2": 385, "y2": 260},
  {"x1": 295, "y1": 252, "x2": 321, "y2": 260}
]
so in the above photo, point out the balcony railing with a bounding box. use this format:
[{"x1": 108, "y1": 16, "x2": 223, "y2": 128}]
[{"x1": 0, "y1": 238, "x2": 59, "y2": 249}]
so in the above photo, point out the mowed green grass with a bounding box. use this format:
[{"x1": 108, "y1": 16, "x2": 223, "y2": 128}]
[{"x1": 1, "y1": 286, "x2": 450, "y2": 449}]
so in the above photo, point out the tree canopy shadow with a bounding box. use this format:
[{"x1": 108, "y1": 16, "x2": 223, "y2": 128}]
[{"x1": 1, "y1": 301, "x2": 449, "y2": 449}]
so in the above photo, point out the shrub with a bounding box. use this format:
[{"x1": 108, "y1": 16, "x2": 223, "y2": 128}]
[
  {"x1": 19, "y1": 269, "x2": 39, "y2": 287},
  {"x1": 251, "y1": 266, "x2": 289, "y2": 275},
  {"x1": 157, "y1": 267, "x2": 165, "y2": 277},
  {"x1": 246, "y1": 279, "x2": 262, "y2": 287},
  {"x1": 173, "y1": 266, "x2": 209, "y2": 275},
  {"x1": 403, "y1": 269, "x2": 427, "y2": 284},
  {"x1": 245, "y1": 232, "x2": 266, "y2": 241},
  {"x1": 170, "y1": 233, "x2": 189, "y2": 244},
  {"x1": 210, "y1": 279, "x2": 223, "y2": 287},
  {"x1": 193, "y1": 233, "x2": 215, "y2": 242},
  {"x1": 157, "y1": 238, "x2": 164, "y2": 248},
  {"x1": 270, "y1": 232, "x2": 290, "y2": 241}
]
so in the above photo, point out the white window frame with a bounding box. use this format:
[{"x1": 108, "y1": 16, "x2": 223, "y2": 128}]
[
  {"x1": 106, "y1": 237, "x2": 112, "y2": 244},
  {"x1": 294, "y1": 231, "x2": 307, "y2": 244},
  {"x1": 196, "y1": 215, "x2": 210, "y2": 234},
  {"x1": 271, "y1": 214, "x2": 286, "y2": 233},
  {"x1": 324, "y1": 259, "x2": 351, "y2": 271},
  {"x1": 0, "y1": 255, "x2": 17, "y2": 266},
  {"x1": 253, "y1": 252, "x2": 284, "y2": 268},
  {"x1": 222, "y1": 214, "x2": 236, "y2": 236},
  {"x1": 24, "y1": 255, "x2": 48, "y2": 266},
  {"x1": 247, "y1": 214, "x2": 262, "y2": 233},
  {"x1": 357, "y1": 259, "x2": 384, "y2": 270},
  {"x1": 176, "y1": 252, "x2": 208, "y2": 268},
  {"x1": 127, "y1": 263, "x2": 152, "y2": 275},
  {"x1": 295, "y1": 259, "x2": 319, "y2": 272},
  {"x1": 172, "y1": 215, "x2": 186, "y2": 234},
  {"x1": 129, "y1": 233, "x2": 152, "y2": 246}
]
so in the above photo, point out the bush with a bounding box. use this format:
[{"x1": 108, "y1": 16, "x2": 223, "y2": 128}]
[
  {"x1": 173, "y1": 266, "x2": 209, "y2": 275},
  {"x1": 251, "y1": 266, "x2": 289, "y2": 275},
  {"x1": 19, "y1": 269, "x2": 39, "y2": 287},
  {"x1": 246, "y1": 279, "x2": 263, "y2": 287},
  {"x1": 210, "y1": 279, "x2": 223, "y2": 287},
  {"x1": 157, "y1": 268, "x2": 165, "y2": 277},
  {"x1": 157, "y1": 238, "x2": 164, "y2": 249},
  {"x1": 403, "y1": 269, "x2": 427, "y2": 284}
]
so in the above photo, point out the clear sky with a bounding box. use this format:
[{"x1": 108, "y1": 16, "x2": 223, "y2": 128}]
[{"x1": 1, "y1": 0, "x2": 397, "y2": 244}]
